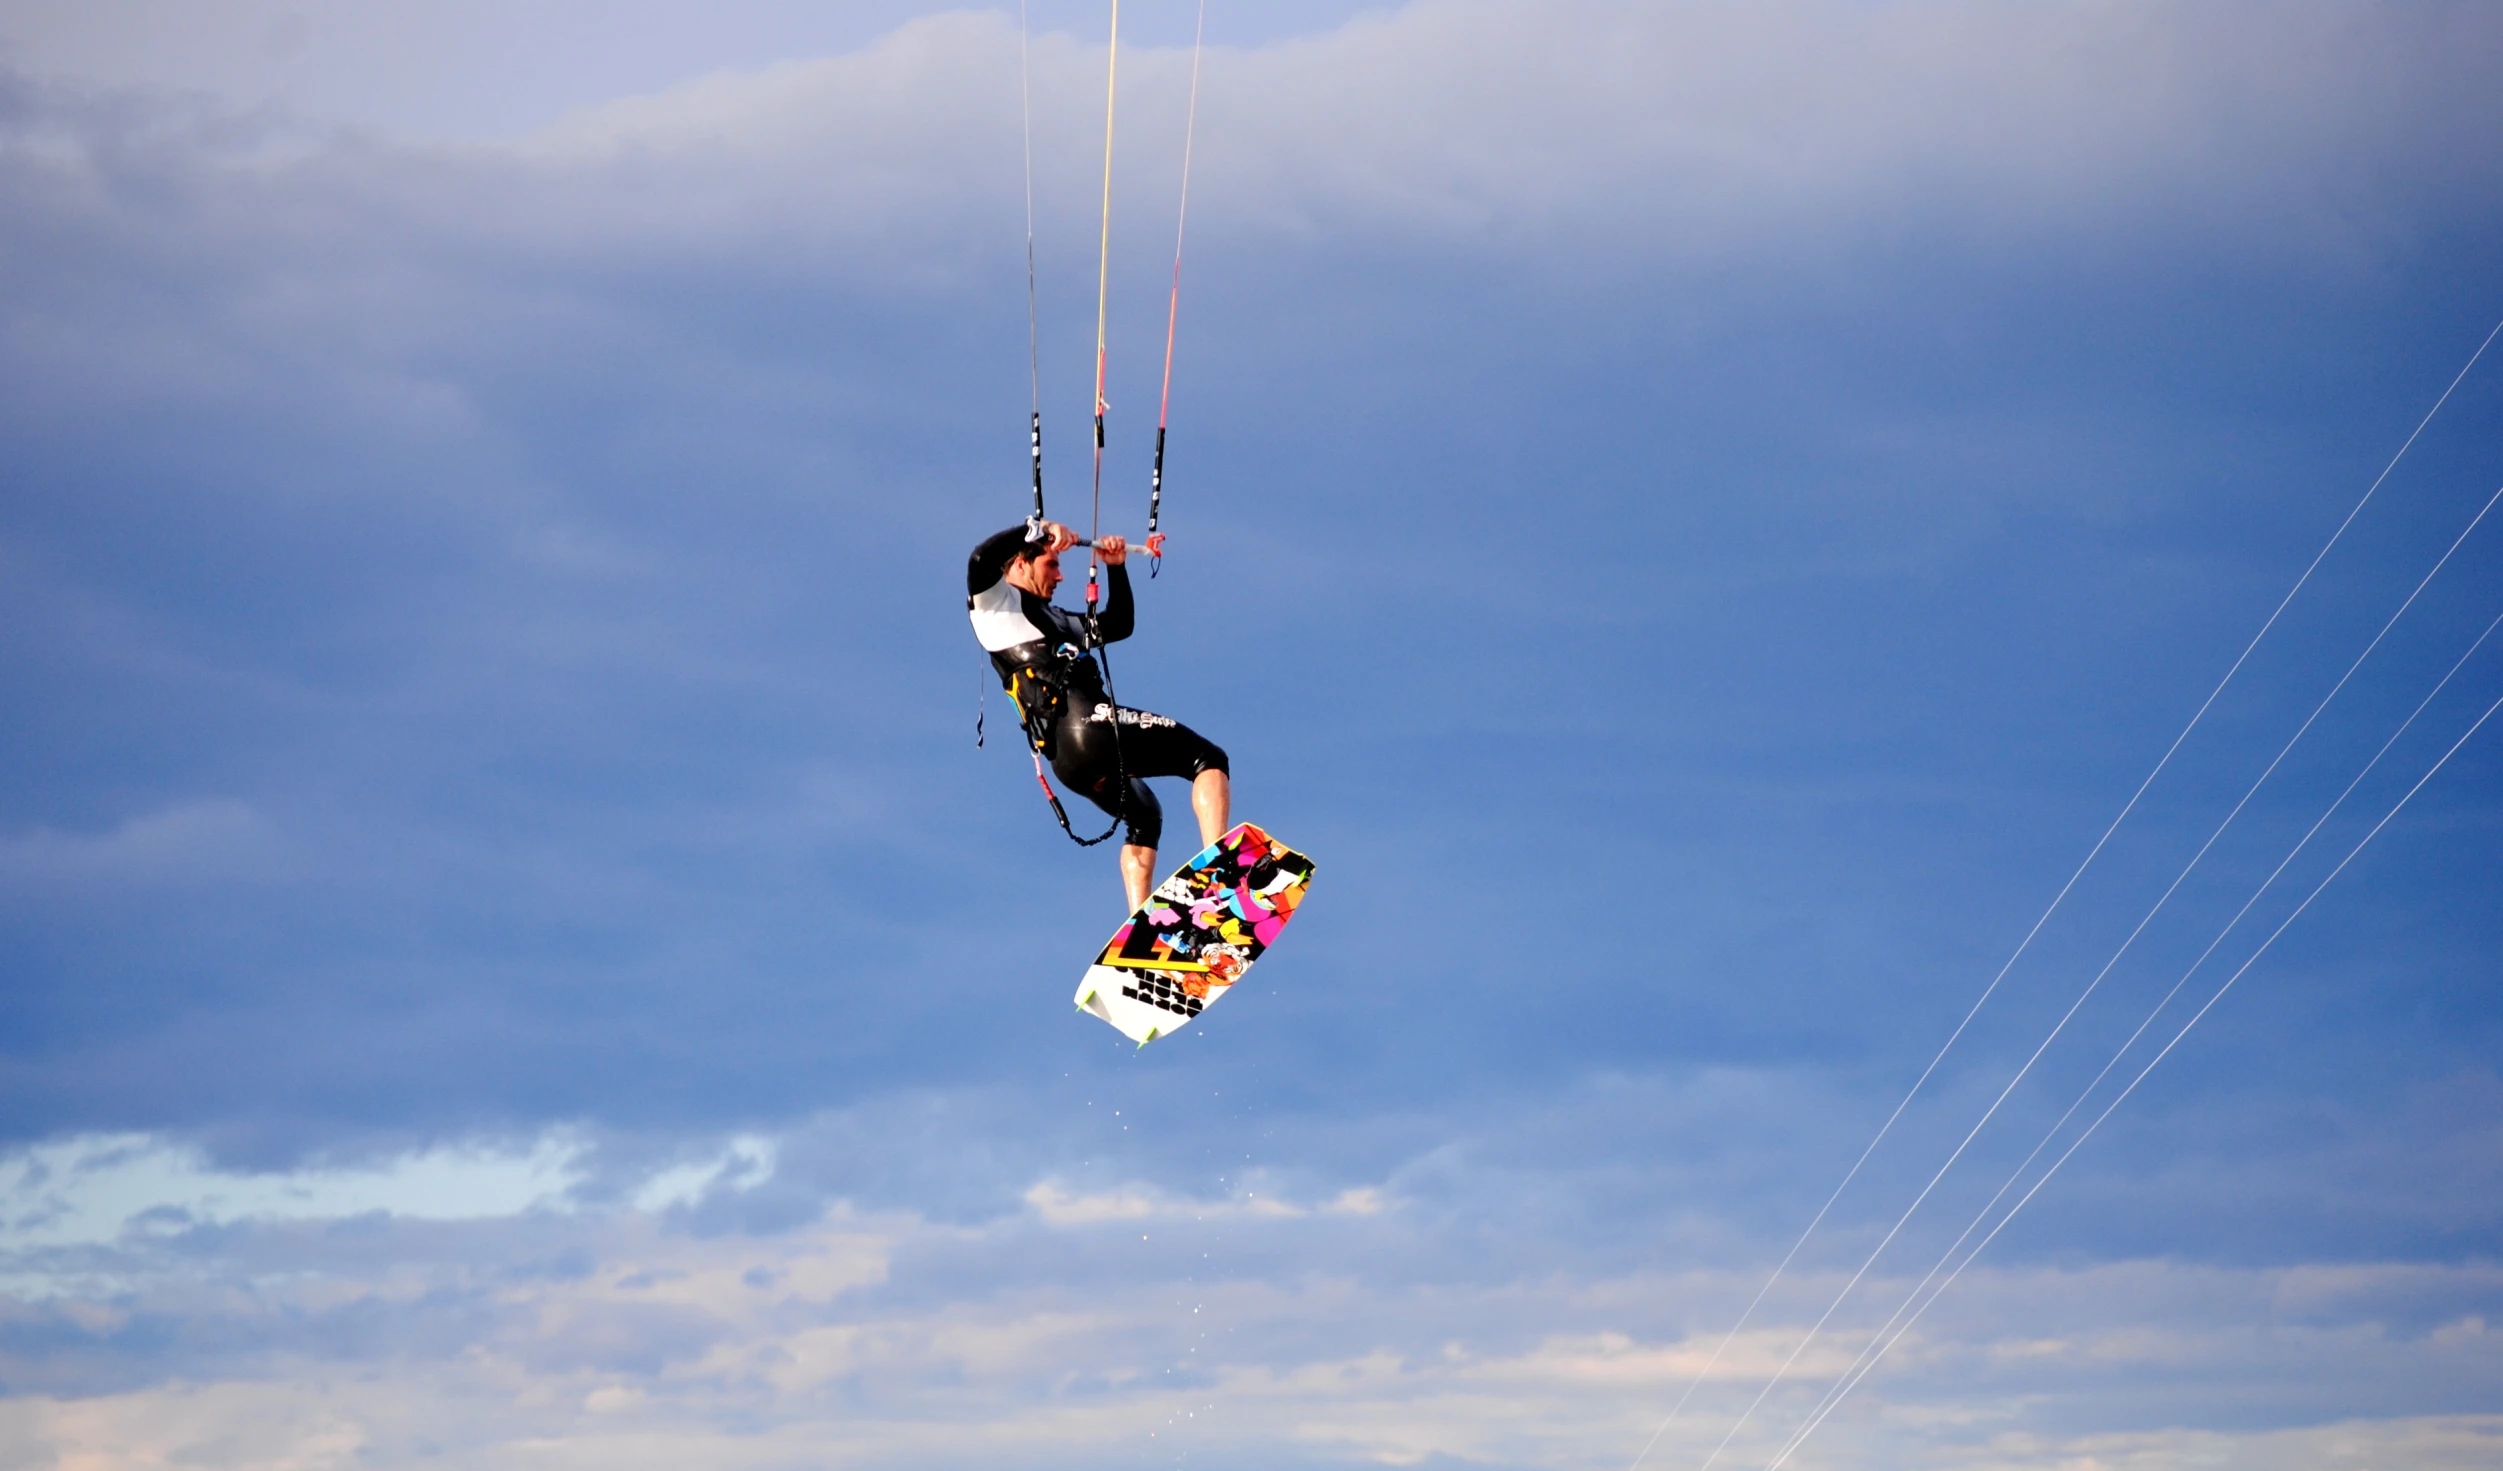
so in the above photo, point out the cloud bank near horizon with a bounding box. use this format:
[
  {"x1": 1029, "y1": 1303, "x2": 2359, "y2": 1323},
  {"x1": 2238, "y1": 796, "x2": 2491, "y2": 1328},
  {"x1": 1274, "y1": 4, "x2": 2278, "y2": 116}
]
[{"x1": 4, "y1": 1114, "x2": 2501, "y2": 1470}]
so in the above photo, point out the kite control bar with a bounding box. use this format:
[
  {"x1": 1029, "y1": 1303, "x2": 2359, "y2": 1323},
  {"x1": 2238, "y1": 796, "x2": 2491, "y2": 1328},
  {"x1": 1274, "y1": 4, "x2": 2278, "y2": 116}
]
[{"x1": 1073, "y1": 533, "x2": 1166, "y2": 559}]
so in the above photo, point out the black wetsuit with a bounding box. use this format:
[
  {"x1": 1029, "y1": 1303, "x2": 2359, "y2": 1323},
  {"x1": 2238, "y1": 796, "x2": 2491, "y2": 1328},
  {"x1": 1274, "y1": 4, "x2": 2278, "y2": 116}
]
[{"x1": 967, "y1": 525, "x2": 1228, "y2": 848}]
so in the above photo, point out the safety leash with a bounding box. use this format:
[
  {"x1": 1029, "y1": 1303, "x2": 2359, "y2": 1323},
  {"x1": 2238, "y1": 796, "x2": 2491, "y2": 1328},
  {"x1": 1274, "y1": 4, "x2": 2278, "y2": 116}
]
[{"x1": 1008, "y1": 665, "x2": 1126, "y2": 847}]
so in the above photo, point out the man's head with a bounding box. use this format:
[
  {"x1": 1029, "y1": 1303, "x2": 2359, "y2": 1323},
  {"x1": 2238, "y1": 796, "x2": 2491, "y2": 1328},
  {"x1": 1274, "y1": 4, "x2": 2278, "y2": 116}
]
[{"x1": 1003, "y1": 537, "x2": 1064, "y2": 599}]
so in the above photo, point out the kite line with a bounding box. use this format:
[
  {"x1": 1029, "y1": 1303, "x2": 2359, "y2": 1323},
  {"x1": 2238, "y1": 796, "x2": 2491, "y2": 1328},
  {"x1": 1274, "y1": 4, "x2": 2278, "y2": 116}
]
[
  {"x1": 1020, "y1": 0, "x2": 1045, "y2": 531},
  {"x1": 1068, "y1": 0, "x2": 1131, "y2": 846},
  {"x1": 1145, "y1": 0, "x2": 1208, "y2": 576},
  {"x1": 1086, "y1": 0, "x2": 1122, "y2": 610},
  {"x1": 981, "y1": 0, "x2": 1051, "y2": 754}
]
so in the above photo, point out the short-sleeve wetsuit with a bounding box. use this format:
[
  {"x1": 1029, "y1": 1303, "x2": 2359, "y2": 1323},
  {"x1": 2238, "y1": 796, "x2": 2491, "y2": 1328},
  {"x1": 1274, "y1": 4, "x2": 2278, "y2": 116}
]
[{"x1": 967, "y1": 525, "x2": 1229, "y2": 848}]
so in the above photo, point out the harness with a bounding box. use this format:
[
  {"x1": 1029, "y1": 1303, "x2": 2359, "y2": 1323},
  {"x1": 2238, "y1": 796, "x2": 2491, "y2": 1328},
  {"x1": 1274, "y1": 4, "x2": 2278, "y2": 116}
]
[{"x1": 1000, "y1": 633, "x2": 1130, "y2": 849}]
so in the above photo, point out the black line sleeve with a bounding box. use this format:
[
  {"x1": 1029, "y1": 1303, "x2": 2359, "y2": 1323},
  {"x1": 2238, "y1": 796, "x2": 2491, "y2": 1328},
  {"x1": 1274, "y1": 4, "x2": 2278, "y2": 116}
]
[{"x1": 1093, "y1": 559, "x2": 1135, "y2": 644}]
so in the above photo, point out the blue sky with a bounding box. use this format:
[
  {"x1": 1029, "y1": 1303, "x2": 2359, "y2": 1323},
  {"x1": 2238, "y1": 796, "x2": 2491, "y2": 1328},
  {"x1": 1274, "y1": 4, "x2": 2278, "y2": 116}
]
[{"x1": 2, "y1": 2, "x2": 2501, "y2": 1467}]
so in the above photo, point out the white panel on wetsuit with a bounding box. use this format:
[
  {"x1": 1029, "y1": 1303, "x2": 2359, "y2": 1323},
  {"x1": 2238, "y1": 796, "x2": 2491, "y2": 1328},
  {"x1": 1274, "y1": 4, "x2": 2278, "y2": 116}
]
[{"x1": 968, "y1": 580, "x2": 1048, "y2": 653}]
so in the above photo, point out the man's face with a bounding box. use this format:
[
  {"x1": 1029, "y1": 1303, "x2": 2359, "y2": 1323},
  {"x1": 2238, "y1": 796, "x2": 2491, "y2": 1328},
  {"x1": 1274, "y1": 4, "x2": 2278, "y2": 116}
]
[{"x1": 1010, "y1": 547, "x2": 1063, "y2": 599}]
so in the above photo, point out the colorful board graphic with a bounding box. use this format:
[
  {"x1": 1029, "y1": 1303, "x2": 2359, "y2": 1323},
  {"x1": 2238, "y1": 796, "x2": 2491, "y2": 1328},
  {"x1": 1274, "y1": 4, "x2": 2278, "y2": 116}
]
[{"x1": 1074, "y1": 822, "x2": 1316, "y2": 1044}]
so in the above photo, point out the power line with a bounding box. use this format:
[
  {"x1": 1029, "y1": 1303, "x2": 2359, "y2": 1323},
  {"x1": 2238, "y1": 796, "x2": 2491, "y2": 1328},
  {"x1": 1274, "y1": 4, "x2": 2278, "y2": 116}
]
[
  {"x1": 1721, "y1": 474, "x2": 2503, "y2": 1466},
  {"x1": 1631, "y1": 313, "x2": 2503, "y2": 1471},
  {"x1": 1765, "y1": 680, "x2": 2503, "y2": 1468}
]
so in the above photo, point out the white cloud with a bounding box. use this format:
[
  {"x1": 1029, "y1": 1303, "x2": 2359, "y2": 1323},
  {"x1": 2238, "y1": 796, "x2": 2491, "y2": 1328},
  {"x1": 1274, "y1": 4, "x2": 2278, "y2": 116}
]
[
  {"x1": 630, "y1": 1134, "x2": 778, "y2": 1213},
  {"x1": 9, "y1": 2, "x2": 2493, "y2": 295},
  {"x1": 1023, "y1": 1177, "x2": 1391, "y2": 1225},
  {"x1": 474, "y1": 1, "x2": 2503, "y2": 270},
  {"x1": 0, "y1": 799, "x2": 279, "y2": 885},
  {"x1": 0, "y1": 1, "x2": 1380, "y2": 142},
  {"x1": 1025, "y1": 1180, "x2": 1163, "y2": 1224},
  {"x1": 0, "y1": 1383, "x2": 373, "y2": 1471},
  {"x1": 0, "y1": 1128, "x2": 788, "y2": 1279},
  {"x1": 0, "y1": 1132, "x2": 586, "y2": 1253},
  {"x1": 1, "y1": 1256, "x2": 2491, "y2": 1470}
]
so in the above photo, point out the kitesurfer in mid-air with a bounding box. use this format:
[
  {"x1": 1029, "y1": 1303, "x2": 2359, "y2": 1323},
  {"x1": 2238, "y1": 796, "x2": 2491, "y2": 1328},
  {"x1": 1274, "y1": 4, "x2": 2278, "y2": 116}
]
[{"x1": 969, "y1": 520, "x2": 1231, "y2": 911}]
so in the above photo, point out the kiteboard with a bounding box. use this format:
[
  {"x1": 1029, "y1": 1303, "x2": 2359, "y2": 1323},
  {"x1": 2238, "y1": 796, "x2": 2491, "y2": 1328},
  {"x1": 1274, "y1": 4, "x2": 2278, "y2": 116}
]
[{"x1": 1074, "y1": 822, "x2": 1315, "y2": 1045}]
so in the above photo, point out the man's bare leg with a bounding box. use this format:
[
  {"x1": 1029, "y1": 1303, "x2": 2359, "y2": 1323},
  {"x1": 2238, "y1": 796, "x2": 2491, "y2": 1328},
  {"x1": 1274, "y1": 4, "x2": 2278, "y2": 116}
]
[
  {"x1": 1192, "y1": 769, "x2": 1231, "y2": 848},
  {"x1": 1120, "y1": 843, "x2": 1155, "y2": 913},
  {"x1": 1121, "y1": 773, "x2": 1228, "y2": 910}
]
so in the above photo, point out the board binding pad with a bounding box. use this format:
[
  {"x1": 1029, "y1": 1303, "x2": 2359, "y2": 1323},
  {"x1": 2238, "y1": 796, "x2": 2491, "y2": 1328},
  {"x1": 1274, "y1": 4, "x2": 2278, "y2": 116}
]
[{"x1": 1074, "y1": 822, "x2": 1315, "y2": 1045}]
